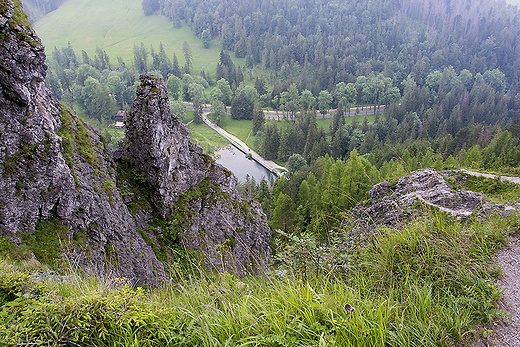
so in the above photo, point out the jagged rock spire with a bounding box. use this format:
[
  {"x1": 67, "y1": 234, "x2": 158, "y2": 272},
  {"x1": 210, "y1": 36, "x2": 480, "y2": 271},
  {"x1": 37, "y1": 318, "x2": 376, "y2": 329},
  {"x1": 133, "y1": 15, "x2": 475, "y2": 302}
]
[{"x1": 121, "y1": 74, "x2": 272, "y2": 276}]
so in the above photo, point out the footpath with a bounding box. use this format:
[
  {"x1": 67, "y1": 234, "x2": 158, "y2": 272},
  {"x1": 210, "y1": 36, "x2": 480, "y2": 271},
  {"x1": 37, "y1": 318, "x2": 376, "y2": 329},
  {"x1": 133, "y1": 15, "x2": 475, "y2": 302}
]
[{"x1": 464, "y1": 170, "x2": 520, "y2": 347}]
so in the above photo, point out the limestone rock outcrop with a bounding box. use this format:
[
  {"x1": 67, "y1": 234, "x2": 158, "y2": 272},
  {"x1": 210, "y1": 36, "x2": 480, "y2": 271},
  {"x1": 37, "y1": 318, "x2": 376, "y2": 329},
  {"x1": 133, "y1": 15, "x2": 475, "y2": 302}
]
[
  {"x1": 117, "y1": 74, "x2": 271, "y2": 276},
  {"x1": 348, "y1": 169, "x2": 485, "y2": 236},
  {"x1": 0, "y1": 1, "x2": 271, "y2": 282},
  {"x1": 0, "y1": 1, "x2": 165, "y2": 286}
]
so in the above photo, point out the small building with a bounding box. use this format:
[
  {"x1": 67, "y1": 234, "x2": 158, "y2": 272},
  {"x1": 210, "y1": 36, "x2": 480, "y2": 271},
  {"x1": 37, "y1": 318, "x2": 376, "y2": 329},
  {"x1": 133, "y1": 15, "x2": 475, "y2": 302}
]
[
  {"x1": 115, "y1": 121, "x2": 125, "y2": 129},
  {"x1": 115, "y1": 110, "x2": 125, "y2": 122}
]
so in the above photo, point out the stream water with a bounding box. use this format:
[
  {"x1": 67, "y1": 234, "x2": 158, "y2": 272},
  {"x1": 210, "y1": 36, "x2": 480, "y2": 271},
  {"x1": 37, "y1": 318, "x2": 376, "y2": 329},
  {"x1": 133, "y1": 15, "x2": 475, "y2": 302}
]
[{"x1": 215, "y1": 145, "x2": 272, "y2": 183}]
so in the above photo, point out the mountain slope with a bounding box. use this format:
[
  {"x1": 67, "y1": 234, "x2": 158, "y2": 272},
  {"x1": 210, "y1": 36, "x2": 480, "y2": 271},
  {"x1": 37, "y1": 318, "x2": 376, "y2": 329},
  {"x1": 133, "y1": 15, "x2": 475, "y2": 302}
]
[
  {"x1": 0, "y1": 0, "x2": 271, "y2": 283},
  {"x1": 32, "y1": 0, "x2": 222, "y2": 71}
]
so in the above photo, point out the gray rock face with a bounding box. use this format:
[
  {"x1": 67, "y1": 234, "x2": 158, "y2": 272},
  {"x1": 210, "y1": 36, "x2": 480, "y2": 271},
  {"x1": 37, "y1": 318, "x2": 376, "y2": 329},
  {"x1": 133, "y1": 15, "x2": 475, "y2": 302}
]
[
  {"x1": 394, "y1": 169, "x2": 483, "y2": 214},
  {"x1": 0, "y1": 3, "x2": 270, "y2": 282},
  {"x1": 349, "y1": 169, "x2": 484, "y2": 235},
  {"x1": 118, "y1": 74, "x2": 271, "y2": 276},
  {"x1": 0, "y1": 1, "x2": 165, "y2": 286}
]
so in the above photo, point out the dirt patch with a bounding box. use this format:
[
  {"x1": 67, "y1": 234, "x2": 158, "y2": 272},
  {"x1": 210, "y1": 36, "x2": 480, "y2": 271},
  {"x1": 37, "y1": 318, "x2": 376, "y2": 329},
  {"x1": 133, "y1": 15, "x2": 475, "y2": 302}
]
[{"x1": 473, "y1": 236, "x2": 520, "y2": 347}]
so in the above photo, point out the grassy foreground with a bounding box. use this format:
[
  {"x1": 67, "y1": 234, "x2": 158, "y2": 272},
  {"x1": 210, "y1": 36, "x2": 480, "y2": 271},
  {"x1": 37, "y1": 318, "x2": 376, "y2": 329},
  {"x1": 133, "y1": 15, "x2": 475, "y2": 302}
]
[{"x1": 0, "y1": 213, "x2": 516, "y2": 346}]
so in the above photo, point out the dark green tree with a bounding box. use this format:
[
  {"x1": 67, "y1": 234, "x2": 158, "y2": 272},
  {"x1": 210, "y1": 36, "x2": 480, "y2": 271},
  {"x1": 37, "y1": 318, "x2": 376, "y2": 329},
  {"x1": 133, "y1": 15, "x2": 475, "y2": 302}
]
[
  {"x1": 172, "y1": 53, "x2": 181, "y2": 77},
  {"x1": 182, "y1": 41, "x2": 193, "y2": 73},
  {"x1": 201, "y1": 29, "x2": 211, "y2": 49},
  {"x1": 252, "y1": 105, "x2": 265, "y2": 134},
  {"x1": 142, "y1": 0, "x2": 159, "y2": 15}
]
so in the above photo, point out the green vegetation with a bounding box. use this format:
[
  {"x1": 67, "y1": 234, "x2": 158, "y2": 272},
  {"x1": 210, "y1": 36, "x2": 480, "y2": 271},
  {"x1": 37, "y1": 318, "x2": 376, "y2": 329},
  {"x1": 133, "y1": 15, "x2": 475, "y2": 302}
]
[
  {"x1": 0, "y1": 217, "x2": 70, "y2": 269},
  {"x1": 58, "y1": 104, "x2": 100, "y2": 170},
  {"x1": 166, "y1": 177, "x2": 230, "y2": 241},
  {"x1": 0, "y1": 213, "x2": 516, "y2": 346},
  {"x1": 21, "y1": 218, "x2": 70, "y2": 268},
  {"x1": 33, "y1": 0, "x2": 224, "y2": 72},
  {"x1": 0, "y1": 0, "x2": 39, "y2": 47},
  {"x1": 116, "y1": 159, "x2": 152, "y2": 214},
  {"x1": 76, "y1": 118, "x2": 100, "y2": 167},
  {"x1": 7, "y1": 0, "x2": 520, "y2": 343},
  {"x1": 220, "y1": 114, "x2": 254, "y2": 147},
  {"x1": 445, "y1": 172, "x2": 520, "y2": 204},
  {"x1": 187, "y1": 121, "x2": 230, "y2": 155},
  {"x1": 11, "y1": 0, "x2": 32, "y2": 29}
]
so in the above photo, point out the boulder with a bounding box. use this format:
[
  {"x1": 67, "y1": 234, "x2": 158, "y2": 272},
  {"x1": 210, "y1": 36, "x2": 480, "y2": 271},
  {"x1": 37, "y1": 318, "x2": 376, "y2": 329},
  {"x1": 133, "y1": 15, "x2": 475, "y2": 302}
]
[{"x1": 349, "y1": 169, "x2": 485, "y2": 237}]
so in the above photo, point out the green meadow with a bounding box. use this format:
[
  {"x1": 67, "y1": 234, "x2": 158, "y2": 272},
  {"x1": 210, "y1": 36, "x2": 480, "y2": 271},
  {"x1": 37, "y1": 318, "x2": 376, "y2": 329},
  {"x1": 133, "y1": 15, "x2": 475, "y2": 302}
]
[{"x1": 33, "y1": 0, "x2": 223, "y2": 73}]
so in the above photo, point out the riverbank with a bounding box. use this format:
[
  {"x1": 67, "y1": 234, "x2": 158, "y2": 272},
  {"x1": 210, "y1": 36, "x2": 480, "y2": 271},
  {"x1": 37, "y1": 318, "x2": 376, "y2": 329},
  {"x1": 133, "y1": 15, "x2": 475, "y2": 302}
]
[{"x1": 200, "y1": 112, "x2": 287, "y2": 177}]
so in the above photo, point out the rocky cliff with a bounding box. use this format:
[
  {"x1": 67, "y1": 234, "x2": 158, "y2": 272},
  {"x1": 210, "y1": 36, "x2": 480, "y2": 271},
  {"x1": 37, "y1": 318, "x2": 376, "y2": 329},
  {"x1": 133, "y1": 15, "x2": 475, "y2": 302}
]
[
  {"x1": 116, "y1": 74, "x2": 271, "y2": 276},
  {"x1": 0, "y1": 1, "x2": 271, "y2": 283},
  {"x1": 0, "y1": 0, "x2": 165, "y2": 286}
]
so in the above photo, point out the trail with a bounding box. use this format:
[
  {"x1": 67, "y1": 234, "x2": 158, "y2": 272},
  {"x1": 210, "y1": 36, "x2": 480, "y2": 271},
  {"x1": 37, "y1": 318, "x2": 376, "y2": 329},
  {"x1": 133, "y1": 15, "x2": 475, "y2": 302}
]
[
  {"x1": 460, "y1": 169, "x2": 520, "y2": 185},
  {"x1": 473, "y1": 238, "x2": 520, "y2": 347},
  {"x1": 463, "y1": 169, "x2": 520, "y2": 347}
]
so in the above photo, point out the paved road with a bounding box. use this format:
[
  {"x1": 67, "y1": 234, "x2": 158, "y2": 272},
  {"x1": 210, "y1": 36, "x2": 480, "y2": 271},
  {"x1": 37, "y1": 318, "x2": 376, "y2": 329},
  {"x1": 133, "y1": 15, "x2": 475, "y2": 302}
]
[
  {"x1": 183, "y1": 103, "x2": 386, "y2": 119},
  {"x1": 263, "y1": 106, "x2": 386, "y2": 119},
  {"x1": 199, "y1": 111, "x2": 287, "y2": 176}
]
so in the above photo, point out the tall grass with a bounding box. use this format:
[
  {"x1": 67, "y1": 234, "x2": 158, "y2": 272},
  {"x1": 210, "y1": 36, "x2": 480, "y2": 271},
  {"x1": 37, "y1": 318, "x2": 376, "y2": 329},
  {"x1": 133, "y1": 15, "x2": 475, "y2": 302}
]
[{"x1": 0, "y1": 213, "x2": 516, "y2": 346}]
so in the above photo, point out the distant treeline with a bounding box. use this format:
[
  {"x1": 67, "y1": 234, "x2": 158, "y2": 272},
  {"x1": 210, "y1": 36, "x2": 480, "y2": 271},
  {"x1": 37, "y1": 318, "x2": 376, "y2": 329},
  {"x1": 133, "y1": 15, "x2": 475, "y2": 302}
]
[
  {"x1": 20, "y1": 0, "x2": 66, "y2": 22},
  {"x1": 45, "y1": 40, "x2": 520, "y2": 162},
  {"x1": 217, "y1": 54, "x2": 520, "y2": 165}
]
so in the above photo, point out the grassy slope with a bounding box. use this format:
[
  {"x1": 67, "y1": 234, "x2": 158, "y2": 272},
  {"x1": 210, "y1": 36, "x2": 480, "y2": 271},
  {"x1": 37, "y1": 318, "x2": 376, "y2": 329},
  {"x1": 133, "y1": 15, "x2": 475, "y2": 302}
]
[
  {"x1": 33, "y1": 0, "x2": 222, "y2": 73},
  {"x1": 0, "y1": 213, "x2": 515, "y2": 346}
]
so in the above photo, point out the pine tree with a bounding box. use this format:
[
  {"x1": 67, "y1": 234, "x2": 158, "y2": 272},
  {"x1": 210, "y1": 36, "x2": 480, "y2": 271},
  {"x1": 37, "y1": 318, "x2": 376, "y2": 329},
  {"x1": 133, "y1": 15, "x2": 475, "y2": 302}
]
[
  {"x1": 342, "y1": 149, "x2": 370, "y2": 208},
  {"x1": 277, "y1": 130, "x2": 288, "y2": 161},
  {"x1": 193, "y1": 100, "x2": 203, "y2": 124},
  {"x1": 172, "y1": 54, "x2": 181, "y2": 77},
  {"x1": 330, "y1": 104, "x2": 345, "y2": 135},
  {"x1": 262, "y1": 122, "x2": 280, "y2": 160},
  {"x1": 182, "y1": 41, "x2": 193, "y2": 73},
  {"x1": 271, "y1": 193, "x2": 295, "y2": 233},
  {"x1": 201, "y1": 29, "x2": 211, "y2": 49},
  {"x1": 252, "y1": 105, "x2": 265, "y2": 134}
]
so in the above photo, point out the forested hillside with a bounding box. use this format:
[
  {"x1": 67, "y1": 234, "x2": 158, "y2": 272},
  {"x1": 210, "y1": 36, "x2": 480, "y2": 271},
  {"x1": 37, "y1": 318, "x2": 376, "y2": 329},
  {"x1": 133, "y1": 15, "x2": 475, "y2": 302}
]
[
  {"x1": 144, "y1": 0, "x2": 520, "y2": 155},
  {"x1": 41, "y1": 0, "x2": 520, "y2": 244},
  {"x1": 4, "y1": 0, "x2": 520, "y2": 344},
  {"x1": 153, "y1": 0, "x2": 520, "y2": 88}
]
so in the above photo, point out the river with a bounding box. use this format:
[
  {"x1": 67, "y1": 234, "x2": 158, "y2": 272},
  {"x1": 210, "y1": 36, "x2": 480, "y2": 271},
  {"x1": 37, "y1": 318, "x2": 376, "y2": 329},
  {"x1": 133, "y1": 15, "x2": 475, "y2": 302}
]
[{"x1": 215, "y1": 145, "x2": 273, "y2": 183}]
